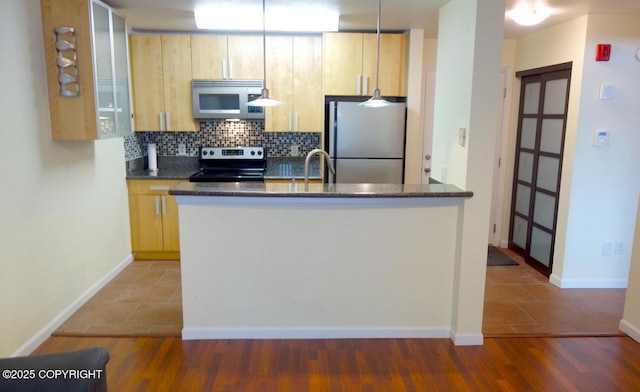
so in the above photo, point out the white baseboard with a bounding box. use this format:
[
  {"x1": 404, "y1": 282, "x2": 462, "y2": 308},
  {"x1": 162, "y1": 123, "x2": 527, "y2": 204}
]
[
  {"x1": 498, "y1": 240, "x2": 509, "y2": 248},
  {"x1": 549, "y1": 274, "x2": 627, "y2": 289},
  {"x1": 182, "y1": 327, "x2": 451, "y2": 340},
  {"x1": 449, "y1": 331, "x2": 484, "y2": 346},
  {"x1": 11, "y1": 253, "x2": 134, "y2": 357},
  {"x1": 619, "y1": 319, "x2": 640, "y2": 343}
]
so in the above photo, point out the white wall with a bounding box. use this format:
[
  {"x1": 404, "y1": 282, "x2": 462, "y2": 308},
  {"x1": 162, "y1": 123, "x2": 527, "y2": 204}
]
[
  {"x1": 504, "y1": 15, "x2": 640, "y2": 288},
  {"x1": 558, "y1": 14, "x2": 640, "y2": 287},
  {"x1": 0, "y1": 0, "x2": 132, "y2": 356},
  {"x1": 434, "y1": 0, "x2": 505, "y2": 344},
  {"x1": 620, "y1": 197, "x2": 640, "y2": 342}
]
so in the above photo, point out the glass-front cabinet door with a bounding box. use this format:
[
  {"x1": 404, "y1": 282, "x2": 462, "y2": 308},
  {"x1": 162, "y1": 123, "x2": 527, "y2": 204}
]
[{"x1": 91, "y1": 0, "x2": 132, "y2": 138}]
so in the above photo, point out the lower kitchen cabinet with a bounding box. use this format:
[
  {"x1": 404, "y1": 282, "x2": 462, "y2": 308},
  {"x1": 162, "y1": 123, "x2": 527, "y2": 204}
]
[{"x1": 127, "y1": 180, "x2": 181, "y2": 260}]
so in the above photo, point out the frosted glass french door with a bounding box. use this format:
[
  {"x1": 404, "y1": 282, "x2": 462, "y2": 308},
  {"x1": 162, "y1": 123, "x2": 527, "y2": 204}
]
[{"x1": 509, "y1": 66, "x2": 571, "y2": 276}]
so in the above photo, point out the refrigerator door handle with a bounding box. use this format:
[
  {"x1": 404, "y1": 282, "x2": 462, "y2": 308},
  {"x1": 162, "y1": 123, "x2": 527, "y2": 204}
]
[{"x1": 328, "y1": 102, "x2": 337, "y2": 158}]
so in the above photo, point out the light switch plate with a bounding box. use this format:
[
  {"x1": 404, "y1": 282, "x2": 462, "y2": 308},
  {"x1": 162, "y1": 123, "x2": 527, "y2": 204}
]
[
  {"x1": 599, "y1": 85, "x2": 616, "y2": 100},
  {"x1": 593, "y1": 130, "x2": 610, "y2": 147},
  {"x1": 458, "y1": 127, "x2": 466, "y2": 147}
]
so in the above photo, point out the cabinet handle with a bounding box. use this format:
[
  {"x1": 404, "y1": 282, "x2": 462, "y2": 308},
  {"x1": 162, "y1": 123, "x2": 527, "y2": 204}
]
[
  {"x1": 165, "y1": 112, "x2": 171, "y2": 131},
  {"x1": 161, "y1": 196, "x2": 167, "y2": 215},
  {"x1": 149, "y1": 186, "x2": 170, "y2": 191},
  {"x1": 154, "y1": 196, "x2": 160, "y2": 215},
  {"x1": 363, "y1": 75, "x2": 369, "y2": 96},
  {"x1": 158, "y1": 112, "x2": 164, "y2": 131},
  {"x1": 356, "y1": 75, "x2": 362, "y2": 95},
  {"x1": 288, "y1": 113, "x2": 292, "y2": 132},
  {"x1": 295, "y1": 113, "x2": 299, "y2": 132},
  {"x1": 229, "y1": 59, "x2": 234, "y2": 80}
]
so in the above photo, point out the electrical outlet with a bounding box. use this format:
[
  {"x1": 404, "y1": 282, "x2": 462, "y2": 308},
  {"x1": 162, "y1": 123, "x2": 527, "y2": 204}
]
[
  {"x1": 615, "y1": 242, "x2": 625, "y2": 255},
  {"x1": 178, "y1": 143, "x2": 187, "y2": 156},
  {"x1": 602, "y1": 242, "x2": 613, "y2": 256},
  {"x1": 290, "y1": 145, "x2": 299, "y2": 157}
]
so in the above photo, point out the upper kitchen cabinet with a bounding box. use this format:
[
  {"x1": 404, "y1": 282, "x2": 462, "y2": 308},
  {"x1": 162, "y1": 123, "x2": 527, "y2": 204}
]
[
  {"x1": 40, "y1": 0, "x2": 133, "y2": 140},
  {"x1": 265, "y1": 36, "x2": 322, "y2": 133},
  {"x1": 130, "y1": 34, "x2": 196, "y2": 131},
  {"x1": 323, "y1": 32, "x2": 408, "y2": 97},
  {"x1": 191, "y1": 35, "x2": 263, "y2": 80}
]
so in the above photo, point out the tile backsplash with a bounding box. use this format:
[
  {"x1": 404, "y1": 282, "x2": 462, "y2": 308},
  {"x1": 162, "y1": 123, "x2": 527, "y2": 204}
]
[{"x1": 124, "y1": 120, "x2": 321, "y2": 161}]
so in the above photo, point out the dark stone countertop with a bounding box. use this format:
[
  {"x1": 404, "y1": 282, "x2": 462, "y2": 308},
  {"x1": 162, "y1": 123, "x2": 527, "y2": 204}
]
[
  {"x1": 126, "y1": 156, "x2": 322, "y2": 181},
  {"x1": 169, "y1": 182, "x2": 473, "y2": 199}
]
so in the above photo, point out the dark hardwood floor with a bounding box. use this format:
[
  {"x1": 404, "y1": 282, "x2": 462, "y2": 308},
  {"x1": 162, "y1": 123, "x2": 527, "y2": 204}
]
[{"x1": 33, "y1": 335, "x2": 640, "y2": 391}]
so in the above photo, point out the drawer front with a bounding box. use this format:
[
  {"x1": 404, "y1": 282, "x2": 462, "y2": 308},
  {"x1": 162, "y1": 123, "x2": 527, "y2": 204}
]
[{"x1": 127, "y1": 179, "x2": 182, "y2": 195}]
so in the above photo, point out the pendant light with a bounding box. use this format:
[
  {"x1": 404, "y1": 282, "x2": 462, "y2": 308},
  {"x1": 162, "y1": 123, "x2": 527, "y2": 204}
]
[
  {"x1": 359, "y1": 0, "x2": 393, "y2": 108},
  {"x1": 247, "y1": 0, "x2": 283, "y2": 107}
]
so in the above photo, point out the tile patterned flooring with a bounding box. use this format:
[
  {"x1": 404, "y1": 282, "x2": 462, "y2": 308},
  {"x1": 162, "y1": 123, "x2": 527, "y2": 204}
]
[
  {"x1": 53, "y1": 260, "x2": 182, "y2": 337},
  {"x1": 483, "y1": 248, "x2": 626, "y2": 336},
  {"x1": 54, "y1": 248, "x2": 627, "y2": 338}
]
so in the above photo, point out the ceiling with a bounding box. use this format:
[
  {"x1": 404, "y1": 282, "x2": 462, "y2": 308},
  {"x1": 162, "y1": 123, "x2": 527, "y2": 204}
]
[{"x1": 105, "y1": 0, "x2": 640, "y2": 39}]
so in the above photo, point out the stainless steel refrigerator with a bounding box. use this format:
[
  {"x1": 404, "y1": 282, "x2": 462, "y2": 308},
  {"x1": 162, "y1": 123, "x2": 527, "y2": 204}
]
[{"x1": 325, "y1": 100, "x2": 406, "y2": 183}]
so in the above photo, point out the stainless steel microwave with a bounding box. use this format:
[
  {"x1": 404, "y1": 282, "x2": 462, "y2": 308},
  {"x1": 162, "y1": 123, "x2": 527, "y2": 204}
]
[{"x1": 192, "y1": 79, "x2": 264, "y2": 120}]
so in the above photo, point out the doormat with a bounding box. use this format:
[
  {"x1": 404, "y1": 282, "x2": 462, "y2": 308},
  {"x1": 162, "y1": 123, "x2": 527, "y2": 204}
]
[{"x1": 487, "y1": 246, "x2": 519, "y2": 266}]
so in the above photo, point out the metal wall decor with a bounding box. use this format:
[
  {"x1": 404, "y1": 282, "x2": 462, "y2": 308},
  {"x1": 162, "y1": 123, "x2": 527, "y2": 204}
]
[{"x1": 54, "y1": 27, "x2": 79, "y2": 97}]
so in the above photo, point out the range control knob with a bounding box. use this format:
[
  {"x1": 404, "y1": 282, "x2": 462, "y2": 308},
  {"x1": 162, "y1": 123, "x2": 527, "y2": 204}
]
[
  {"x1": 251, "y1": 150, "x2": 256, "y2": 156},
  {"x1": 202, "y1": 150, "x2": 208, "y2": 156},
  {"x1": 257, "y1": 150, "x2": 263, "y2": 156}
]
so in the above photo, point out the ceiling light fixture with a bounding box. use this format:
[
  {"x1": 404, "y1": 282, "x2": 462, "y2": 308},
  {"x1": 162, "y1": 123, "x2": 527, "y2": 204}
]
[
  {"x1": 247, "y1": 0, "x2": 283, "y2": 108},
  {"x1": 194, "y1": 5, "x2": 339, "y2": 32},
  {"x1": 360, "y1": 0, "x2": 393, "y2": 108},
  {"x1": 507, "y1": 2, "x2": 552, "y2": 26}
]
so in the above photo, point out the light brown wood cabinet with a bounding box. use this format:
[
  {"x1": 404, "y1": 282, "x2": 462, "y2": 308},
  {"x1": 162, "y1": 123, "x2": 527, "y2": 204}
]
[
  {"x1": 127, "y1": 180, "x2": 181, "y2": 260},
  {"x1": 191, "y1": 35, "x2": 264, "y2": 80},
  {"x1": 265, "y1": 36, "x2": 323, "y2": 133},
  {"x1": 323, "y1": 32, "x2": 408, "y2": 97},
  {"x1": 41, "y1": 0, "x2": 133, "y2": 140},
  {"x1": 130, "y1": 35, "x2": 197, "y2": 131}
]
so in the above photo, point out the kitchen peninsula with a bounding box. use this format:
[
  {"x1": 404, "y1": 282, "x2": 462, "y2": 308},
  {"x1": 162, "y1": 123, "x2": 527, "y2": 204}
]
[{"x1": 170, "y1": 182, "x2": 473, "y2": 340}]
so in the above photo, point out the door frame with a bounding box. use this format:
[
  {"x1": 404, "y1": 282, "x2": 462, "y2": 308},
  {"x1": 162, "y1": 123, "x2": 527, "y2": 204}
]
[
  {"x1": 420, "y1": 66, "x2": 512, "y2": 245},
  {"x1": 490, "y1": 67, "x2": 512, "y2": 247},
  {"x1": 420, "y1": 67, "x2": 436, "y2": 184}
]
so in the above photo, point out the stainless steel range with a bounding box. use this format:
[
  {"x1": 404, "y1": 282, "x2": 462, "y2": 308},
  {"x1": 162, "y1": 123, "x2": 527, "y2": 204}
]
[{"x1": 188, "y1": 147, "x2": 266, "y2": 182}]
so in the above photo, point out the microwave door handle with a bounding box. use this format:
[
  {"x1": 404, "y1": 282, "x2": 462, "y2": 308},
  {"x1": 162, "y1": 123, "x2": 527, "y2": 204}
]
[
  {"x1": 158, "y1": 112, "x2": 164, "y2": 131},
  {"x1": 288, "y1": 113, "x2": 292, "y2": 132},
  {"x1": 229, "y1": 59, "x2": 234, "y2": 80},
  {"x1": 222, "y1": 59, "x2": 227, "y2": 79},
  {"x1": 295, "y1": 112, "x2": 299, "y2": 132},
  {"x1": 165, "y1": 112, "x2": 171, "y2": 131}
]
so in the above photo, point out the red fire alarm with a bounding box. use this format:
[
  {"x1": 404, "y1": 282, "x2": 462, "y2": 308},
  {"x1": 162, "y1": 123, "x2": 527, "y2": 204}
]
[{"x1": 595, "y1": 44, "x2": 611, "y2": 61}]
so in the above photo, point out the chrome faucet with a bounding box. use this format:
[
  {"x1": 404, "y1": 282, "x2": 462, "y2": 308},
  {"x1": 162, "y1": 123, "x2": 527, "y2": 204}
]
[{"x1": 304, "y1": 149, "x2": 335, "y2": 191}]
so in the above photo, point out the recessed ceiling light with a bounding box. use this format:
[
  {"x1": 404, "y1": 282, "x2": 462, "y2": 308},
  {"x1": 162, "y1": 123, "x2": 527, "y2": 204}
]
[
  {"x1": 506, "y1": 2, "x2": 552, "y2": 26},
  {"x1": 194, "y1": 5, "x2": 339, "y2": 32}
]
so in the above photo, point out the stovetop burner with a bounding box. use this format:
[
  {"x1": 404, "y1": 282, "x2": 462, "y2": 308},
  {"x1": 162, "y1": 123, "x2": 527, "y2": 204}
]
[{"x1": 189, "y1": 147, "x2": 266, "y2": 182}]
